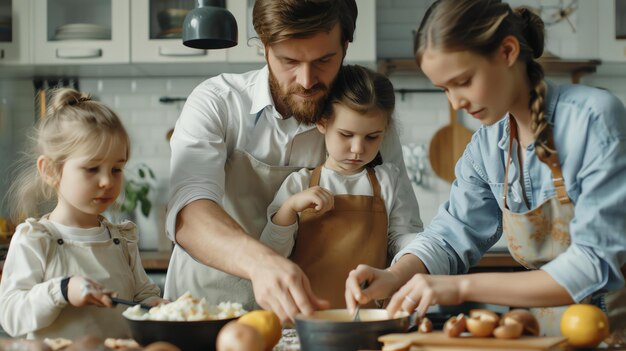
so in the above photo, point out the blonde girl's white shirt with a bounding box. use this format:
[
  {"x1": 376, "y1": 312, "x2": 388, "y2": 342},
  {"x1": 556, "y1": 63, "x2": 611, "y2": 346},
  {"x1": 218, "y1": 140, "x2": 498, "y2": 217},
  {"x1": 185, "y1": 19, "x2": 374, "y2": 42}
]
[
  {"x1": 260, "y1": 163, "x2": 422, "y2": 258},
  {"x1": 47, "y1": 220, "x2": 110, "y2": 242},
  {"x1": 0, "y1": 217, "x2": 161, "y2": 339}
]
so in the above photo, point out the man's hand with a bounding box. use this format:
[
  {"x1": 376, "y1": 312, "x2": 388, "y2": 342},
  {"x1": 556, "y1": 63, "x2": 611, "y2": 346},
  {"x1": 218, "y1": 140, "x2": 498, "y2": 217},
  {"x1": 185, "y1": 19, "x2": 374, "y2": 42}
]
[{"x1": 250, "y1": 253, "x2": 329, "y2": 323}]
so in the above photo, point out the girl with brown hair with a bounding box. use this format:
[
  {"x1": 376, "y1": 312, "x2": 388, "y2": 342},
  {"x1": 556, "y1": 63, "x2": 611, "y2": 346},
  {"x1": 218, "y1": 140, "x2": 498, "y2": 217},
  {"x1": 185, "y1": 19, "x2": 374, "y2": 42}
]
[
  {"x1": 260, "y1": 65, "x2": 422, "y2": 308},
  {"x1": 345, "y1": 0, "x2": 626, "y2": 343}
]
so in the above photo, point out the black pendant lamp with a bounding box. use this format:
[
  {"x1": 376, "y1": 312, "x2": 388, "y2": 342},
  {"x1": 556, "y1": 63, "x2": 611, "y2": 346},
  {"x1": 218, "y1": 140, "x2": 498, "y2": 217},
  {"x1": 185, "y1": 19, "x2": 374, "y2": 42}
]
[{"x1": 182, "y1": 0, "x2": 238, "y2": 49}]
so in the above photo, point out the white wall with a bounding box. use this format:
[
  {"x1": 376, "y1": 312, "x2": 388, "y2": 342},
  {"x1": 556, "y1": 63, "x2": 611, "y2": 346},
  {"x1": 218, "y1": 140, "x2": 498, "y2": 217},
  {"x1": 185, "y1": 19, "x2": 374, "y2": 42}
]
[{"x1": 0, "y1": 79, "x2": 36, "y2": 218}]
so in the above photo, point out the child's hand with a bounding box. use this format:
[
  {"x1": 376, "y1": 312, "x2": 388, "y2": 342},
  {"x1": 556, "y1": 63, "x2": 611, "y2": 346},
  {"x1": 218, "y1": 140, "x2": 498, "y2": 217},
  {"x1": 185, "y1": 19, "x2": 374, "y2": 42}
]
[
  {"x1": 273, "y1": 186, "x2": 334, "y2": 226},
  {"x1": 287, "y1": 186, "x2": 334, "y2": 214},
  {"x1": 67, "y1": 276, "x2": 115, "y2": 308}
]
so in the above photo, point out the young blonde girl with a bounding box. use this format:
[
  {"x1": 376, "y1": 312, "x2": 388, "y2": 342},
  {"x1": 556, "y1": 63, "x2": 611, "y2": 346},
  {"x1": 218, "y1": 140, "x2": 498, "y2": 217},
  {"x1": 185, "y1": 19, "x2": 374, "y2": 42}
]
[
  {"x1": 345, "y1": 0, "x2": 626, "y2": 343},
  {"x1": 0, "y1": 88, "x2": 165, "y2": 339},
  {"x1": 260, "y1": 65, "x2": 423, "y2": 309}
]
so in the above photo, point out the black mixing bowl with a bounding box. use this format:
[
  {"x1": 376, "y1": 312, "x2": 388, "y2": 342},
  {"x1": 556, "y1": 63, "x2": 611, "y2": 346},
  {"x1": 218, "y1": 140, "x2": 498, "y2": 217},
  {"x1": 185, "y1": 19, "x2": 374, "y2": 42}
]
[{"x1": 124, "y1": 316, "x2": 236, "y2": 351}]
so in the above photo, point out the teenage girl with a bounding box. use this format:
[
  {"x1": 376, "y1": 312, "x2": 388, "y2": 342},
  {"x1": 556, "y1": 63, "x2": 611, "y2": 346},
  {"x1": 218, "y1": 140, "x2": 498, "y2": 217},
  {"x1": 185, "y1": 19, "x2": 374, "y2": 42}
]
[{"x1": 345, "y1": 0, "x2": 626, "y2": 343}]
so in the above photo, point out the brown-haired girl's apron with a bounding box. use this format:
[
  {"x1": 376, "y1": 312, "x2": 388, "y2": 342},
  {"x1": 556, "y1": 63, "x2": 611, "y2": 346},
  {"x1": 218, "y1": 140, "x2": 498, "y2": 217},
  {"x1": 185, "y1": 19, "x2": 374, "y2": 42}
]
[
  {"x1": 290, "y1": 166, "x2": 388, "y2": 308},
  {"x1": 502, "y1": 118, "x2": 626, "y2": 344}
]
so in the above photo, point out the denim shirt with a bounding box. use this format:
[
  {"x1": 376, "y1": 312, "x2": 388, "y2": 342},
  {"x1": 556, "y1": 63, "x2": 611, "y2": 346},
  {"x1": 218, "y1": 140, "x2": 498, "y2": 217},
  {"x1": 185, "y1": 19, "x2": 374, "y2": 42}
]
[{"x1": 395, "y1": 81, "x2": 626, "y2": 302}]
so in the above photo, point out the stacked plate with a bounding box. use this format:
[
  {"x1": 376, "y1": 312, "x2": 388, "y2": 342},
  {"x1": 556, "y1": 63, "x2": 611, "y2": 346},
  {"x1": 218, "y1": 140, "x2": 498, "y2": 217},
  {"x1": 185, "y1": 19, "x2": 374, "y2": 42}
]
[
  {"x1": 0, "y1": 15, "x2": 11, "y2": 42},
  {"x1": 156, "y1": 27, "x2": 182, "y2": 39},
  {"x1": 54, "y1": 23, "x2": 110, "y2": 41}
]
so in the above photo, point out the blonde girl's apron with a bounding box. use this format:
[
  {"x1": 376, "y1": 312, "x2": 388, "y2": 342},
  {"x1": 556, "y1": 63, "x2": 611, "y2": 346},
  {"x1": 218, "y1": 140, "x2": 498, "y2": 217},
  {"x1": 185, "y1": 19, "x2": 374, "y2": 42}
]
[
  {"x1": 34, "y1": 218, "x2": 136, "y2": 340},
  {"x1": 166, "y1": 148, "x2": 325, "y2": 309},
  {"x1": 502, "y1": 118, "x2": 626, "y2": 344},
  {"x1": 290, "y1": 166, "x2": 389, "y2": 308}
]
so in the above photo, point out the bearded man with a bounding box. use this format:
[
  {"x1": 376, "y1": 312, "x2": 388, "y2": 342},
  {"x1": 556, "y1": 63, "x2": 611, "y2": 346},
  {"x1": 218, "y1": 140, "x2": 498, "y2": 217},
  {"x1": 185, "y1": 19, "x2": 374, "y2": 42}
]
[{"x1": 165, "y1": 0, "x2": 421, "y2": 322}]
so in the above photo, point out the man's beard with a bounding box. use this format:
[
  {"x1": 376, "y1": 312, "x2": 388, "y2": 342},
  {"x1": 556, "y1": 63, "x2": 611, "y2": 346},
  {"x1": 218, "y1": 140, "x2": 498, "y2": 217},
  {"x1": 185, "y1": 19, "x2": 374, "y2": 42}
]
[{"x1": 268, "y1": 71, "x2": 331, "y2": 125}]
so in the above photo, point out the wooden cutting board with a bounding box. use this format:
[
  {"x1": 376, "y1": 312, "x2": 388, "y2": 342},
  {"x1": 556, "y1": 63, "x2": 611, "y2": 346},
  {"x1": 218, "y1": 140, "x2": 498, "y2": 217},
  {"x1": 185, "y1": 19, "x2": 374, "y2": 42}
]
[
  {"x1": 379, "y1": 332, "x2": 567, "y2": 350},
  {"x1": 428, "y1": 103, "x2": 474, "y2": 183}
]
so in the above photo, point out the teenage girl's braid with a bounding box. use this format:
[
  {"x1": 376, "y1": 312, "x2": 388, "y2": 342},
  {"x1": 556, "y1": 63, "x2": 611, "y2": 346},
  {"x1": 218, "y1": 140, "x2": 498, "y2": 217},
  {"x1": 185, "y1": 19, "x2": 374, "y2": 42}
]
[
  {"x1": 527, "y1": 61, "x2": 552, "y2": 159},
  {"x1": 516, "y1": 7, "x2": 553, "y2": 159}
]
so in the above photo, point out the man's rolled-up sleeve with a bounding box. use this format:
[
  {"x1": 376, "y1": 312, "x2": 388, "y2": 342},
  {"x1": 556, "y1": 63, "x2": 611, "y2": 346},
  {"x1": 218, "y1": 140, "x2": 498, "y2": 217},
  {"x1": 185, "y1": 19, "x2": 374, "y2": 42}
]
[{"x1": 166, "y1": 87, "x2": 230, "y2": 243}]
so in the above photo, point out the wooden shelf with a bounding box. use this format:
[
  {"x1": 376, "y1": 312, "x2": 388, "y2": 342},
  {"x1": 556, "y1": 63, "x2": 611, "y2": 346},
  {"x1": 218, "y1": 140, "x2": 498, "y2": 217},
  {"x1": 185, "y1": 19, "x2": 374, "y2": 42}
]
[{"x1": 378, "y1": 57, "x2": 602, "y2": 84}]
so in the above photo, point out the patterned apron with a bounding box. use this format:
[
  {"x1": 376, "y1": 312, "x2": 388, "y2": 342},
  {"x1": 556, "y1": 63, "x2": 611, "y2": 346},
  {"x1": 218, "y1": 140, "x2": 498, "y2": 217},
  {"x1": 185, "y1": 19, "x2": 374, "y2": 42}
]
[
  {"x1": 290, "y1": 166, "x2": 388, "y2": 308},
  {"x1": 502, "y1": 118, "x2": 626, "y2": 345}
]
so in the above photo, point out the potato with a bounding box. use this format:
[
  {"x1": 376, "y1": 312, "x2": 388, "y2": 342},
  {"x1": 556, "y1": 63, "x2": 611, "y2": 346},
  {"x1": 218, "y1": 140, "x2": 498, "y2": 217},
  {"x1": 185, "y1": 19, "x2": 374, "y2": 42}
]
[{"x1": 216, "y1": 321, "x2": 265, "y2": 351}]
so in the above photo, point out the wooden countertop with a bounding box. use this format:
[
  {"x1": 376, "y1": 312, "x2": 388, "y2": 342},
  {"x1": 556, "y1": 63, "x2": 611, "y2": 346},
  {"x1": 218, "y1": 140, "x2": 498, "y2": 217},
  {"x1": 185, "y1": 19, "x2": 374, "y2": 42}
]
[
  {"x1": 139, "y1": 251, "x2": 522, "y2": 271},
  {"x1": 473, "y1": 252, "x2": 522, "y2": 268},
  {"x1": 139, "y1": 250, "x2": 172, "y2": 271}
]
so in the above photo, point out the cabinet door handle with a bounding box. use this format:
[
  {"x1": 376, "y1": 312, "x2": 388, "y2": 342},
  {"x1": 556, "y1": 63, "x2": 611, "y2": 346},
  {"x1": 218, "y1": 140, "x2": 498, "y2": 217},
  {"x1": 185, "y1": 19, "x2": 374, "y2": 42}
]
[
  {"x1": 159, "y1": 47, "x2": 207, "y2": 57},
  {"x1": 56, "y1": 48, "x2": 103, "y2": 59}
]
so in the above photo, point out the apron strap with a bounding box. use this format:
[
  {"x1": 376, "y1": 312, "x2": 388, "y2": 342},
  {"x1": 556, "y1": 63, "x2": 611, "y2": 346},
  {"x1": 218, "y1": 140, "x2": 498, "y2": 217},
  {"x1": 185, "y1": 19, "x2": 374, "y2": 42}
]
[
  {"x1": 536, "y1": 131, "x2": 570, "y2": 204},
  {"x1": 504, "y1": 117, "x2": 571, "y2": 208},
  {"x1": 102, "y1": 221, "x2": 132, "y2": 267},
  {"x1": 308, "y1": 166, "x2": 323, "y2": 187},
  {"x1": 365, "y1": 167, "x2": 382, "y2": 199},
  {"x1": 37, "y1": 215, "x2": 63, "y2": 240},
  {"x1": 503, "y1": 118, "x2": 516, "y2": 208}
]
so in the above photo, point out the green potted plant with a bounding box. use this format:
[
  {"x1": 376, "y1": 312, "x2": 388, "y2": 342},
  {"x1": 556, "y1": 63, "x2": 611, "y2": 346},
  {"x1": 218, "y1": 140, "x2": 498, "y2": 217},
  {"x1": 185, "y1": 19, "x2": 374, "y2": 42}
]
[{"x1": 121, "y1": 163, "x2": 156, "y2": 218}]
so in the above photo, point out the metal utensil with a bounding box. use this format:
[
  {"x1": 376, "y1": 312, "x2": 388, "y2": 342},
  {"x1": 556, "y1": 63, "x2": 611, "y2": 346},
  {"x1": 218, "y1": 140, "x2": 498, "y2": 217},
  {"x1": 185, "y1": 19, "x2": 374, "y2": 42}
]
[
  {"x1": 111, "y1": 297, "x2": 152, "y2": 310},
  {"x1": 352, "y1": 281, "x2": 369, "y2": 322}
]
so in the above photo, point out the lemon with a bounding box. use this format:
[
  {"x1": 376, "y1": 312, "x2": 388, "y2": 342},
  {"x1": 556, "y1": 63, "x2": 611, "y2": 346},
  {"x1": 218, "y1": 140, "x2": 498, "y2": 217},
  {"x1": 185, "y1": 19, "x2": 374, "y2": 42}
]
[
  {"x1": 560, "y1": 304, "x2": 610, "y2": 348},
  {"x1": 237, "y1": 310, "x2": 281, "y2": 351}
]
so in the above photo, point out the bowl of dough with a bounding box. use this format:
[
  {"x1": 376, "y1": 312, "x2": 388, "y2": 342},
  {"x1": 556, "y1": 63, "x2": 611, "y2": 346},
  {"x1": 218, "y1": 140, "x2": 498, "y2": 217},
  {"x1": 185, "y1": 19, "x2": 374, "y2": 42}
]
[{"x1": 122, "y1": 292, "x2": 246, "y2": 351}]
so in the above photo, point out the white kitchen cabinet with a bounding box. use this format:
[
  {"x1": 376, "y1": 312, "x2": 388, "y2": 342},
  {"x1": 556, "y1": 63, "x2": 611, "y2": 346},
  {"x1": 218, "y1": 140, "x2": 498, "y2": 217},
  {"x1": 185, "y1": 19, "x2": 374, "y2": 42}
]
[
  {"x1": 226, "y1": 0, "x2": 263, "y2": 63},
  {"x1": 33, "y1": 0, "x2": 130, "y2": 64},
  {"x1": 226, "y1": 0, "x2": 377, "y2": 65},
  {"x1": 130, "y1": 0, "x2": 226, "y2": 63},
  {"x1": 0, "y1": 0, "x2": 30, "y2": 64},
  {"x1": 599, "y1": 0, "x2": 626, "y2": 61}
]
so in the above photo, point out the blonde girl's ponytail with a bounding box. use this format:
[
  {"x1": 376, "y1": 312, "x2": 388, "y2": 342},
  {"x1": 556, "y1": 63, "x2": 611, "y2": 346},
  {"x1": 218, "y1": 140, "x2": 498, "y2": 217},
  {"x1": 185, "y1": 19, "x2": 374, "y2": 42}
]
[
  {"x1": 46, "y1": 88, "x2": 92, "y2": 113},
  {"x1": 5, "y1": 148, "x2": 43, "y2": 224},
  {"x1": 5, "y1": 88, "x2": 130, "y2": 224}
]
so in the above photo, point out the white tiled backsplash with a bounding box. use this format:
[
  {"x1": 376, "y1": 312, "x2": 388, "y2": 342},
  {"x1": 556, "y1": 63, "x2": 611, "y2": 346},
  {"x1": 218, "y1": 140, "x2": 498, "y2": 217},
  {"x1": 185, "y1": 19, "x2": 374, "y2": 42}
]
[{"x1": 2, "y1": 0, "x2": 626, "y2": 253}]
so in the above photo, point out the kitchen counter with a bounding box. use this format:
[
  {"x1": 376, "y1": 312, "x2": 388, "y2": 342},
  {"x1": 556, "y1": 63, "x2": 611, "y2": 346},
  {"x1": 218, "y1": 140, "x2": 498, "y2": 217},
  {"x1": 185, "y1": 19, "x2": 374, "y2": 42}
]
[
  {"x1": 273, "y1": 329, "x2": 623, "y2": 351},
  {"x1": 273, "y1": 329, "x2": 622, "y2": 351},
  {"x1": 139, "y1": 250, "x2": 172, "y2": 271},
  {"x1": 139, "y1": 251, "x2": 523, "y2": 271}
]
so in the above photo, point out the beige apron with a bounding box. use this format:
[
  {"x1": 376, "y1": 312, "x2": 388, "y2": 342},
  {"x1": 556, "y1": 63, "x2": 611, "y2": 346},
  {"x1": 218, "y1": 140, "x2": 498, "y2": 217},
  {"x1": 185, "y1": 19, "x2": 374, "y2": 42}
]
[
  {"x1": 290, "y1": 166, "x2": 388, "y2": 308},
  {"x1": 502, "y1": 118, "x2": 626, "y2": 344},
  {"x1": 33, "y1": 218, "x2": 136, "y2": 340},
  {"x1": 166, "y1": 148, "x2": 325, "y2": 310}
]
